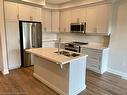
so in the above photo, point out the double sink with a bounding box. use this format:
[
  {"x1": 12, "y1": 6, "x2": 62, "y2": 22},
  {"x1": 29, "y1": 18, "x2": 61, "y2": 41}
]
[{"x1": 55, "y1": 50, "x2": 80, "y2": 57}]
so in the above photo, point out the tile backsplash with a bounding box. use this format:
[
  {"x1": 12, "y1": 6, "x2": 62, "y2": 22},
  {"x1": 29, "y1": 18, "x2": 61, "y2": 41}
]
[
  {"x1": 42, "y1": 32, "x2": 110, "y2": 47},
  {"x1": 59, "y1": 32, "x2": 109, "y2": 46}
]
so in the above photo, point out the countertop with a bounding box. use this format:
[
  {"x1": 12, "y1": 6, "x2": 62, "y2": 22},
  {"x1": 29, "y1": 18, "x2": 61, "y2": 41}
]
[
  {"x1": 26, "y1": 48, "x2": 88, "y2": 65},
  {"x1": 81, "y1": 44, "x2": 109, "y2": 50},
  {"x1": 61, "y1": 42, "x2": 109, "y2": 50}
]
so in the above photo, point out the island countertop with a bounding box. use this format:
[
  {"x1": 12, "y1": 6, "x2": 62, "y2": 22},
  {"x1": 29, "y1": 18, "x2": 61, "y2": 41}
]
[{"x1": 26, "y1": 48, "x2": 88, "y2": 65}]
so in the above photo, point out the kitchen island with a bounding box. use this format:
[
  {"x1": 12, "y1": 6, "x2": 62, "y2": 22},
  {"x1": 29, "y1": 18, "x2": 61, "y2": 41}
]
[{"x1": 26, "y1": 48, "x2": 88, "y2": 95}]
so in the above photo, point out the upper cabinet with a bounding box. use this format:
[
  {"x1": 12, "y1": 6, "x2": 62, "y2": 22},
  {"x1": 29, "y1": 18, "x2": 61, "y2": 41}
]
[
  {"x1": 51, "y1": 10, "x2": 60, "y2": 32},
  {"x1": 96, "y1": 4, "x2": 112, "y2": 35},
  {"x1": 60, "y1": 9, "x2": 71, "y2": 32},
  {"x1": 4, "y1": 1, "x2": 19, "y2": 21},
  {"x1": 86, "y1": 4, "x2": 112, "y2": 35},
  {"x1": 18, "y1": 4, "x2": 41, "y2": 21},
  {"x1": 4, "y1": 1, "x2": 42, "y2": 22},
  {"x1": 86, "y1": 6, "x2": 97, "y2": 33},
  {"x1": 71, "y1": 8, "x2": 86, "y2": 23},
  {"x1": 42, "y1": 8, "x2": 52, "y2": 32}
]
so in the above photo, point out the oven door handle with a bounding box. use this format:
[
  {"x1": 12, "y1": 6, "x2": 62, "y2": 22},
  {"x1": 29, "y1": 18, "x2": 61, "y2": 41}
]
[{"x1": 65, "y1": 48, "x2": 79, "y2": 52}]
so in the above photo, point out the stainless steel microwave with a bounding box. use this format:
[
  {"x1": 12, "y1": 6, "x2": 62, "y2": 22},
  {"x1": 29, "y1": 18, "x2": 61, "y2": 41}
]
[{"x1": 70, "y1": 22, "x2": 86, "y2": 33}]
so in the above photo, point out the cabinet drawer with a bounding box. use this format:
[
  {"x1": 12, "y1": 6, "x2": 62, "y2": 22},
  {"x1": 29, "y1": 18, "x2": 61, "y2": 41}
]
[
  {"x1": 88, "y1": 55, "x2": 102, "y2": 62},
  {"x1": 82, "y1": 49, "x2": 102, "y2": 55},
  {"x1": 81, "y1": 48, "x2": 102, "y2": 61},
  {"x1": 82, "y1": 48, "x2": 102, "y2": 53},
  {"x1": 87, "y1": 57, "x2": 101, "y2": 64},
  {"x1": 87, "y1": 62, "x2": 101, "y2": 72}
]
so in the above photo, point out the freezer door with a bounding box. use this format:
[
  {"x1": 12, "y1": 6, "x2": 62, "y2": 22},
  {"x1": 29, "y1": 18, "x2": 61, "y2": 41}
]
[
  {"x1": 31, "y1": 23, "x2": 42, "y2": 48},
  {"x1": 22, "y1": 22, "x2": 32, "y2": 49}
]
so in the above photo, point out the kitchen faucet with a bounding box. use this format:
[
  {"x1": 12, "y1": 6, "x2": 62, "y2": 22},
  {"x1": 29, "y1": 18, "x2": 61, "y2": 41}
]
[{"x1": 58, "y1": 38, "x2": 61, "y2": 54}]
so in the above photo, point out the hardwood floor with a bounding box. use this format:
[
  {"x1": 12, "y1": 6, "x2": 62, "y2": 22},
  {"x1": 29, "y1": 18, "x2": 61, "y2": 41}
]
[{"x1": 0, "y1": 66, "x2": 127, "y2": 95}]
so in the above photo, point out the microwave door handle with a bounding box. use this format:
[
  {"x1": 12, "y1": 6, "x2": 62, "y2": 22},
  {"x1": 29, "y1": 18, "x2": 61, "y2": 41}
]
[
  {"x1": 80, "y1": 25, "x2": 81, "y2": 32},
  {"x1": 80, "y1": 24, "x2": 81, "y2": 32}
]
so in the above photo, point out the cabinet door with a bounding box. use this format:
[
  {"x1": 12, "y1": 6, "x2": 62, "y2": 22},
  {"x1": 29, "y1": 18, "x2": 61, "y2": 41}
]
[
  {"x1": 86, "y1": 4, "x2": 112, "y2": 35},
  {"x1": 4, "y1": 1, "x2": 18, "y2": 20},
  {"x1": 19, "y1": 4, "x2": 42, "y2": 21},
  {"x1": 60, "y1": 9, "x2": 71, "y2": 32},
  {"x1": 96, "y1": 4, "x2": 112, "y2": 34},
  {"x1": 51, "y1": 10, "x2": 60, "y2": 32},
  {"x1": 18, "y1": 4, "x2": 33, "y2": 21},
  {"x1": 31, "y1": 6, "x2": 42, "y2": 21},
  {"x1": 86, "y1": 6, "x2": 97, "y2": 33},
  {"x1": 71, "y1": 8, "x2": 86, "y2": 23},
  {"x1": 42, "y1": 9, "x2": 51, "y2": 32},
  {"x1": 5, "y1": 21, "x2": 21, "y2": 69}
]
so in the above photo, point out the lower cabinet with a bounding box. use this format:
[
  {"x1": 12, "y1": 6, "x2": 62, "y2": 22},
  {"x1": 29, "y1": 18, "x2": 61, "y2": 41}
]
[
  {"x1": 5, "y1": 20, "x2": 21, "y2": 69},
  {"x1": 81, "y1": 47, "x2": 109, "y2": 74}
]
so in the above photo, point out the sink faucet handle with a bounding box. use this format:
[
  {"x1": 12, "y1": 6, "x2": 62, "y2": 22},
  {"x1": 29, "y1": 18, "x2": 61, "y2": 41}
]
[
  {"x1": 58, "y1": 38, "x2": 61, "y2": 42},
  {"x1": 58, "y1": 38, "x2": 61, "y2": 54}
]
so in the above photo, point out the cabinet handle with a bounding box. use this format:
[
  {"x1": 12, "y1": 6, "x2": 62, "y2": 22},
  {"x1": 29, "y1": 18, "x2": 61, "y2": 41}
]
[
  {"x1": 17, "y1": 14, "x2": 19, "y2": 19},
  {"x1": 64, "y1": 28, "x2": 66, "y2": 32},
  {"x1": 98, "y1": 65, "x2": 101, "y2": 70},
  {"x1": 99, "y1": 56, "x2": 102, "y2": 62},
  {"x1": 77, "y1": 18, "x2": 80, "y2": 23},
  {"x1": 44, "y1": 27, "x2": 47, "y2": 31},
  {"x1": 30, "y1": 16, "x2": 33, "y2": 20},
  {"x1": 94, "y1": 28, "x2": 97, "y2": 32},
  {"x1": 91, "y1": 65, "x2": 97, "y2": 68}
]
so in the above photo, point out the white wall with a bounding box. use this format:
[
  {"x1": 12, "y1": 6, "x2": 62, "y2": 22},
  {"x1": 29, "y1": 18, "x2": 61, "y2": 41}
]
[
  {"x1": 0, "y1": 0, "x2": 9, "y2": 74},
  {"x1": 108, "y1": 0, "x2": 127, "y2": 79}
]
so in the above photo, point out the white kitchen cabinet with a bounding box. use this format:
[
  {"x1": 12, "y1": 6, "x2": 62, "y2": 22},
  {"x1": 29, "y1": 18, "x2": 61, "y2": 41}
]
[
  {"x1": 71, "y1": 8, "x2": 86, "y2": 23},
  {"x1": 5, "y1": 21, "x2": 21, "y2": 69},
  {"x1": 31, "y1": 6, "x2": 42, "y2": 21},
  {"x1": 86, "y1": 6, "x2": 97, "y2": 33},
  {"x1": 86, "y1": 4, "x2": 112, "y2": 35},
  {"x1": 60, "y1": 9, "x2": 71, "y2": 32},
  {"x1": 42, "y1": 8, "x2": 52, "y2": 32},
  {"x1": 4, "y1": 1, "x2": 19, "y2": 20},
  {"x1": 96, "y1": 4, "x2": 112, "y2": 34},
  {"x1": 18, "y1": 4, "x2": 41, "y2": 21},
  {"x1": 51, "y1": 10, "x2": 60, "y2": 32},
  {"x1": 81, "y1": 47, "x2": 109, "y2": 74}
]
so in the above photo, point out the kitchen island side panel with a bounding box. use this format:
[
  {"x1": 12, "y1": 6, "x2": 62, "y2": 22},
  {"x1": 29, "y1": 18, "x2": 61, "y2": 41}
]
[
  {"x1": 33, "y1": 55, "x2": 69, "y2": 95},
  {"x1": 32, "y1": 55, "x2": 87, "y2": 95},
  {"x1": 69, "y1": 57, "x2": 86, "y2": 95}
]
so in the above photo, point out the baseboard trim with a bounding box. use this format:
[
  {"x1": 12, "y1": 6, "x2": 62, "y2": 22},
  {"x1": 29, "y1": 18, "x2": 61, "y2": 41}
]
[
  {"x1": 2, "y1": 69, "x2": 9, "y2": 75},
  {"x1": 71, "y1": 85, "x2": 86, "y2": 95},
  {"x1": 107, "y1": 68, "x2": 127, "y2": 80},
  {"x1": 0, "y1": 67, "x2": 9, "y2": 75},
  {"x1": 33, "y1": 73, "x2": 67, "y2": 95},
  {"x1": 9, "y1": 64, "x2": 21, "y2": 70}
]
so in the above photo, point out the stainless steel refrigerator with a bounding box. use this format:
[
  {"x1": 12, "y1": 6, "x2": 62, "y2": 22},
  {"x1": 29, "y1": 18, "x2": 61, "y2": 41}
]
[{"x1": 19, "y1": 21, "x2": 42, "y2": 67}]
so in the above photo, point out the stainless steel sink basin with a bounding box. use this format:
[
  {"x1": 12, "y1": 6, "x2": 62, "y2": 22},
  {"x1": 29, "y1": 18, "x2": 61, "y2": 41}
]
[{"x1": 55, "y1": 51, "x2": 80, "y2": 57}]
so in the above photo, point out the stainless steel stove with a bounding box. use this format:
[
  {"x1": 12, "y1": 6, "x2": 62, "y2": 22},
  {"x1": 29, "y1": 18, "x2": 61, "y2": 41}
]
[{"x1": 65, "y1": 42, "x2": 88, "y2": 53}]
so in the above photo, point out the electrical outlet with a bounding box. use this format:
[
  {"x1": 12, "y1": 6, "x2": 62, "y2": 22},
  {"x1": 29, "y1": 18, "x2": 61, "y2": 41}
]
[
  {"x1": 122, "y1": 61, "x2": 125, "y2": 66},
  {"x1": 122, "y1": 57, "x2": 127, "y2": 66}
]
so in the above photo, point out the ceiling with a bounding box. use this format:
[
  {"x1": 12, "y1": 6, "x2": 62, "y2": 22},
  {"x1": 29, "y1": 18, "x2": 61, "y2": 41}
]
[{"x1": 46, "y1": 0, "x2": 73, "y2": 4}]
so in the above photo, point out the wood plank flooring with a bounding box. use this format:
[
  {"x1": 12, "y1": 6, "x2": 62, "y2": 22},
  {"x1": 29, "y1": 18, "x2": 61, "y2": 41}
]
[{"x1": 0, "y1": 66, "x2": 127, "y2": 95}]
